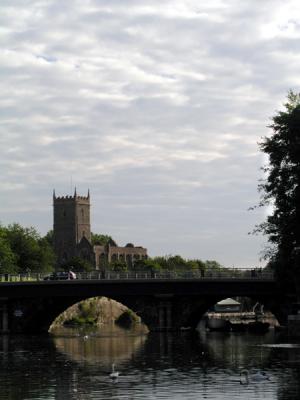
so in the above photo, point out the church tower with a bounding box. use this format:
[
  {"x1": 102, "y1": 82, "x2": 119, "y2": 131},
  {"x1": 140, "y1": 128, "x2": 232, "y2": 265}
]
[{"x1": 53, "y1": 189, "x2": 91, "y2": 265}]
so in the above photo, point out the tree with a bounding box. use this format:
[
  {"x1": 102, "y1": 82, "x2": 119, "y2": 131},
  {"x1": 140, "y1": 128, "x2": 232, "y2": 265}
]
[
  {"x1": 61, "y1": 256, "x2": 94, "y2": 272},
  {"x1": 151, "y1": 256, "x2": 169, "y2": 269},
  {"x1": 109, "y1": 260, "x2": 128, "y2": 272},
  {"x1": 186, "y1": 260, "x2": 201, "y2": 271},
  {"x1": 1, "y1": 223, "x2": 55, "y2": 273},
  {"x1": 0, "y1": 226, "x2": 18, "y2": 273},
  {"x1": 134, "y1": 258, "x2": 162, "y2": 272},
  {"x1": 151, "y1": 255, "x2": 187, "y2": 271},
  {"x1": 44, "y1": 230, "x2": 54, "y2": 247},
  {"x1": 257, "y1": 91, "x2": 300, "y2": 288},
  {"x1": 204, "y1": 260, "x2": 222, "y2": 270},
  {"x1": 166, "y1": 255, "x2": 187, "y2": 270},
  {"x1": 38, "y1": 237, "x2": 56, "y2": 271},
  {"x1": 91, "y1": 233, "x2": 113, "y2": 246}
]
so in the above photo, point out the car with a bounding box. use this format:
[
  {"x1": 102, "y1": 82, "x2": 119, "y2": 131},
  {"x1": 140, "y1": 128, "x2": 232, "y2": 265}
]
[{"x1": 43, "y1": 271, "x2": 76, "y2": 281}]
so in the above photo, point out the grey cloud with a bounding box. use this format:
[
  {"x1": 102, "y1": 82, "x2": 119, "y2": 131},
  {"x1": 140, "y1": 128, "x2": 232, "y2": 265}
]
[{"x1": 1, "y1": 0, "x2": 300, "y2": 267}]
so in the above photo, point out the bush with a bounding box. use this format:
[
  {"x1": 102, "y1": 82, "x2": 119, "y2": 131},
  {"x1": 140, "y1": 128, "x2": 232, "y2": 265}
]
[{"x1": 64, "y1": 315, "x2": 96, "y2": 326}]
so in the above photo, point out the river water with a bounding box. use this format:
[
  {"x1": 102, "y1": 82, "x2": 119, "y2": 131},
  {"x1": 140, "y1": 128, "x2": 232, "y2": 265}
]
[{"x1": 0, "y1": 327, "x2": 300, "y2": 400}]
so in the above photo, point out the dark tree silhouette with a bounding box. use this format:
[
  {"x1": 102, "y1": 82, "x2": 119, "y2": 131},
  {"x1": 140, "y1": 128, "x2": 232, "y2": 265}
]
[{"x1": 257, "y1": 91, "x2": 300, "y2": 290}]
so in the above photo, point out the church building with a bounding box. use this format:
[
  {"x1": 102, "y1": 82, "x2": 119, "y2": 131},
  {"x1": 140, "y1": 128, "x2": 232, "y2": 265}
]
[{"x1": 53, "y1": 189, "x2": 147, "y2": 269}]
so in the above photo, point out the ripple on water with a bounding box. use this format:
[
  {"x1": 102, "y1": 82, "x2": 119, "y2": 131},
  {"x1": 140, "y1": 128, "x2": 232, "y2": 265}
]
[{"x1": 1, "y1": 332, "x2": 300, "y2": 400}]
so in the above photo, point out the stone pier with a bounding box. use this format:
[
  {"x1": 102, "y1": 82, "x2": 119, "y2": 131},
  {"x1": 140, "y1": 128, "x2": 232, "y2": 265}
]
[
  {"x1": 0, "y1": 300, "x2": 9, "y2": 334},
  {"x1": 288, "y1": 314, "x2": 300, "y2": 336}
]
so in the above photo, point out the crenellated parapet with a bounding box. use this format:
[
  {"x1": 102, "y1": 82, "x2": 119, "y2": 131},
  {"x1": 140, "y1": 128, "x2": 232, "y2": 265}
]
[{"x1": 53, "y1": 188, "x2": 90, "y2": 203}]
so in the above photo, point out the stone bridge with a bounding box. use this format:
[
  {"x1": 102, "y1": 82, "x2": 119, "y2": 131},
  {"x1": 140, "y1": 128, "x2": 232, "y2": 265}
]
[{"x1": 0, "y1": 273, "x2": 293, "y2": 333}]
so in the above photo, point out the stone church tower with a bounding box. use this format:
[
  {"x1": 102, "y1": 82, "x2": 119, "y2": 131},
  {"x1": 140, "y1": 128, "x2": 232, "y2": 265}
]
[
  {"x1": 53, "y1": 189, "x2": 91, "y2": 265},
  {"x1": 53, "y1": 189, "x2": 147, "y2": 269}
]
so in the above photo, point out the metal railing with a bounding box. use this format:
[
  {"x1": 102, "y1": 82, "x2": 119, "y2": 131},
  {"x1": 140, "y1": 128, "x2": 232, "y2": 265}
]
[{"x1": 0, "y1": 268, "x2": 274, "y2": 282}]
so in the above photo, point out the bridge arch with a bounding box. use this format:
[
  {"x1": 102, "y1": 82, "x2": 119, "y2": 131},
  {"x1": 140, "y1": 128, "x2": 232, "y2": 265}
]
[
  {"x1": 48, "y1": 296, "x2": 149, "y2": 333},
  {"x1": 9, "y1": 296, "x2": 149, "y2": 334},
  {"x1": 0, "y1": 276, "x2": 292, "y2": 334}
]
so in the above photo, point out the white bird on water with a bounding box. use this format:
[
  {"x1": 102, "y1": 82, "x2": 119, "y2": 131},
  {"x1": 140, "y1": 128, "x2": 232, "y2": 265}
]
[
  {"x1": 110, "y1": 364, "x2": 119, "y2": 380},
  {"x1": 240, "y1": 369, "x2": 270, "y2": 384}
]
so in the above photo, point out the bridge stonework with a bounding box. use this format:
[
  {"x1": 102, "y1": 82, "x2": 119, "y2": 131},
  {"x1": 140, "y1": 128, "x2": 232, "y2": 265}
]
[{"x1": 0, "y1": 278, "x2": 294, "y2": 333}]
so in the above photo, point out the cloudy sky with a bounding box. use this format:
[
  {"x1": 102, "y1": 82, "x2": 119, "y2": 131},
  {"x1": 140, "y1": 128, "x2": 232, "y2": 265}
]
[{"x1": 1, "y1": 0, "x2": 300, "y2": 268}]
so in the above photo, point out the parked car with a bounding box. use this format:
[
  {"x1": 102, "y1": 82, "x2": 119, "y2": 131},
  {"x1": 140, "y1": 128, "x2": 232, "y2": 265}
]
[{"x1": 43, "y1": 271, "x2": 76, "y2": 281}]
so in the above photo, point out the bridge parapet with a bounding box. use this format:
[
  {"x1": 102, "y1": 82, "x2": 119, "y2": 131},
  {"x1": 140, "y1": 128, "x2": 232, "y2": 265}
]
[
  {"x1": 0, "y1": 268, "x2": 274, "y2": 283},
  {"x1": 0, "y1": 268, "x2": 289, "y2": 334}
]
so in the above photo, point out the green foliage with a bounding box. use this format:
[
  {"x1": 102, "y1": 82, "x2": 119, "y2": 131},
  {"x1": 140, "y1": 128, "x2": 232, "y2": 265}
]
[
  {"x1": 0, "y1": 227, "x2": 18, "y2": 273},
  {"x1": 64, "y1": 315, "x2": 96, "y2": 326},
  {"x1": 105, "y1": 255, "x2": 223, "y2": 275},
  {"x1": 64, "y1": 300, "x2": 98, "y2": 326},
  {"x1": 256, "y1": 91, "x2": 300, "y2": 286},
  {"x1": 151, "y1": 256, "x2": 169, "y2": 269},
  {"x1": 109, "y1": 259, "x2": 128, "y2": 272},
  {"x1": 44, "y1": 230, "x2": 54, "y2": 247},
  {"x1": 146, "y1": 255, "x2": 223, "y2": 272},
  {"x1": 37, "y1": 237, "x2": 56, "y2": 271},
  {"x1": 151, "y1": 255, "x2": 187, "y2": 270},
  {"x1": 78, "y1": 300, "x2": 97, "y2": 319},
  {"x1": 61, "y1": 256, "x2": 93, "y2": 272},
  {"x1": 284, "y1": 90, "x2": 300, "y2": 112},
  {"x1": 189, "y1": 259, "x2": 206, "y2": 272},
  {"x1": 204, "y1": 260, "x2": 223, "y2": 270},
  {"x1": 134, "y1": 258, "x2": 162, "y2": 272},
  {"x1": 163, "y1": 255, "x2": 186, "y2": 270},
  {"x1": 91, "y1": 233, "x2": 113, "y2": 246},
  {"x1": 0, "y1": 223, "x2": 55, "y2": 273}
]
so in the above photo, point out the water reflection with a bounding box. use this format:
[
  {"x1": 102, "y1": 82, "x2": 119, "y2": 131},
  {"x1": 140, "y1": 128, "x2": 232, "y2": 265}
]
[
  {"x1": 0, "y1": 328, "x2": 300, "y2": 400},
  {"x1": 198, "y1": 328, "x2": 274, "y2": 367},
  {"x1": 52, "y1": 325, "x2": 147, "y2": 365}
]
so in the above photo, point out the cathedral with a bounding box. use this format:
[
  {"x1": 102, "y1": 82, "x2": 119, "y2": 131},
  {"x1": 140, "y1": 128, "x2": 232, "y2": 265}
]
[{"x1": 53, "y1": 189, "x2": 147, "y2": 269}]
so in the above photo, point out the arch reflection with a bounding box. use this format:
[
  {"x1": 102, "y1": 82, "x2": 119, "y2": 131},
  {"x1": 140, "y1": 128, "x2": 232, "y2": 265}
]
[{"x1": 52, "y1": 325, "x2": 148, "y2": 366}]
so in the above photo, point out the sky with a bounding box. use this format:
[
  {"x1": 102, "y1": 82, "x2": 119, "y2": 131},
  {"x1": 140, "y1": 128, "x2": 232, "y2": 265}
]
[{"x1": 1, "y1": 0, "x2": 300, "y2": 268}]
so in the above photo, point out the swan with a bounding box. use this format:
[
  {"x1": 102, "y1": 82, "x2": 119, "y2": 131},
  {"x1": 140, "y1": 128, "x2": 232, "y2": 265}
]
[
  {"x1": 110, "y1": 364, "x2": 119, "y2": 380},
  {"x1": 240, "y1": 369, "x2": 270, "y2": 384}
]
